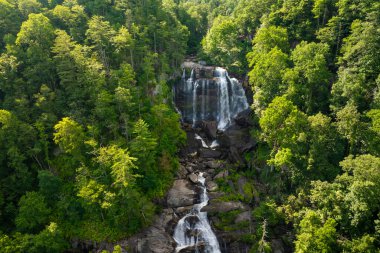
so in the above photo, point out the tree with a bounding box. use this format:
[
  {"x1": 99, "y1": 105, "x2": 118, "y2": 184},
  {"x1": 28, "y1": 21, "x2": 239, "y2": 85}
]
[
  {"x1": 295, "y1": 210, "x2": 337, "y2": 253},
  {"x1": 29, "y1": 222, "x2": 68, "y2": 253},
  {"x1": 0, "y1": 110, "x2": 36, "y2": 230},
  {"x1": 111, "y1": 26, "x2": 134, "y2": 66},
  {"x1": 52, "y1": 30, "x2": 105, "y2": 118},
  {"x1": 307, "y1": 113, "x2": 343, "y2": 180},
  {"x1": 248, "y1": 47, "x2": 289, "y2": 114},
  {"x1": 38, "y1": 170, "x2": 62, "y2": 204},
  {"x1": 16, "y1": 192, "x2": 51, "y2": 233},
  {"x1": 15, "y1": 13, "x2": 56, "y2": 92},
  {"x1": 51, "y1": 2, "x2": 88, "y2": 41},
  {"x1": 284, "y1": 41, "x2": 331, "y2": 114},
  {"x1": 247, "y1": 25, "x2": 290, "y2": 113},
  {"x1": 338, "y1": 155, "x2": 380, "y2": 229},
  {"x1": 249, "y1": 25, "x2": 289, "y2": 55},
  {"x1": 331, "y1": 14, "x2": 380, "y2": 111},
  {"x1": 335, "y1": 104, "x2": 362, "y2": 154},
  {"x1": 308, "y1": 154, "x2": 380, "y2": 237},
  {"x1": 129, "y1": 119, "x2": 158, "y2": 160},
  {"x1": 342, "y1": 234, "x2": 377, "y2": 253},
  {"x1": 202, "y1": 16, "x2": 243, "y2": 72},
  {"x1": 17, "y1": 0, "x2": 43, "y2": 18},
  {"x1": 96, "y1": 145, "x2": 137, "y2": 189},
  {"x1": 0, "y1": 0, "x2": 22, "y2": 49},
  {"x1": 85, "y1": 16, "x2": 116, "y2": 71},
  {"x1": 260, "y1": 96, "x2": 309, "y2": 185},
  {"x1": 53, "y1": 117, "x2": 85, "y2": 155}
]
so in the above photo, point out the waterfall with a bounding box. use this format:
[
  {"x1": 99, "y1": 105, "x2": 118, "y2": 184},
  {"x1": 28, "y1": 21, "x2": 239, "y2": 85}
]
[
  {"x1": 195, "y1": 134, "x2": 219, "y2": 150},
  {"x1": 215, "y1": 67, "x2": 231, "y2": 130},
  {"x1": 173, "y1": 172, "x2": 221, "y2": 253},
  {"x1": 174, "y1": 67, "x2": 249, "y2": 130},
  {"x1": 192, "y1": 81, "x2": 199, "y2": 127}
]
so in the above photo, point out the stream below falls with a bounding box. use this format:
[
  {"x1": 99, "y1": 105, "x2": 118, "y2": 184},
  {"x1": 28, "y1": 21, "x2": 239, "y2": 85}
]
[{"x1": 173, "y1": 171, "x2": 221, "y2": 253}]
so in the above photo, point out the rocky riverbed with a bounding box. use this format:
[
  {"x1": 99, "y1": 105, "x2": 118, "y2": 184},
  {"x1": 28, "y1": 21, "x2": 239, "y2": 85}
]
[{"x1": 127, "y1": 109, "x2": 262, "y2": 253}]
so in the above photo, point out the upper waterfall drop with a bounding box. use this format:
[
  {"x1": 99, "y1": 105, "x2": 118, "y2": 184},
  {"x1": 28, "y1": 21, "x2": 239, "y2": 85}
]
[{"x1": 174, "y1": 65, "x2": 249, "y2": 130}]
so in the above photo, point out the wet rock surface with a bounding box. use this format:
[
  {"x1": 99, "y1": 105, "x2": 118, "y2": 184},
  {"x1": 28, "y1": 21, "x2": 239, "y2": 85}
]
[
  {"x1": 167, "y1": 180, "x2": 197, "y2": 208},
  {"x1": 201, "y1": 201, "x2": 248, "y2": 213},
  {"x1": 129, "y1": 227, "x2": 176, "y2": 253}
]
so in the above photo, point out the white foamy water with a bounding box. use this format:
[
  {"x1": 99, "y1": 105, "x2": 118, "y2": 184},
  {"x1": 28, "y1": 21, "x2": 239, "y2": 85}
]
[
  {"x1": 175, "y1": 67, "x2": 249, "y2": 131},
  {"x1": 173, "y1": 172, "x2": 221, "y2": 253}
]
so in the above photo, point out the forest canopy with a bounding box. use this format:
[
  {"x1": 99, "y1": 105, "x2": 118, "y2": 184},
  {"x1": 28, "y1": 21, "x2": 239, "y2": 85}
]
[{"x1": 0, "y1": 0, "x2": 380, "y2": 252}]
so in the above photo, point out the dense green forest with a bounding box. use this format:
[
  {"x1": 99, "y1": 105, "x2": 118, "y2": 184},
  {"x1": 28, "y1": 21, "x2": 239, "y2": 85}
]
[{"x1": 0, "y1": 0, "x2": 379, "y2": 252}]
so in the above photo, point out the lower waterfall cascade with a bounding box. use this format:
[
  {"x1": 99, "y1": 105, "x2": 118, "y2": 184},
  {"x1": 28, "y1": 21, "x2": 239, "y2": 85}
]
[
  {"x1": 174, "y1": 67, "x2": 249, "y2": 130},
  {"x1": 173, "y1": 172, "x2": 221, "y2": 253}
]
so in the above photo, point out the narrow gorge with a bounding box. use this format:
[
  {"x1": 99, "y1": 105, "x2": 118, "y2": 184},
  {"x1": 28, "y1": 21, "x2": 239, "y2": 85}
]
[{"x1": 128, "y1": 63, "x2": 259, "y2": 253}]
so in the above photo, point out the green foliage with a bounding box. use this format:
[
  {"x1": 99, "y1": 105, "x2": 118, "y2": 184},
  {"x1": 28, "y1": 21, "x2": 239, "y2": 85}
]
[
  {"x1": 202, "y1": 16, "x2": 243, "y2": 72},
  {"x1": 295, "y1": 210, "x2": 337, "y2": 253},
  {"x1": 260, "y1": 96, "x2": 309, "y2": 185},
  {"x1": 96, "y1": 145, "x2": 137, "y2": 188},
  {"x1": 0, "y1": 0, "x2": 379, "y2": 251},
  {"x1": 307, "y1": 113, "x2": 343, "y2": 180},
  {"x1": 248, "y1": 47, "x2": 289, "y2": 114},
  {"x1": 0, "y1": 0, "x2": 188, "y2": 246},
  {"x1": 284, "y1": 41, "x2": 331, "y2": 113},
  {"x1": 335, "y1": 104, "x2": 363, "y2": 154},
  {"x1": 16, "y1": 192, "x2": 51, "y2": 233},
  {"x1": 53, "y1": 117, "x2": 85, "y2": 155},
  {"x1": 29, "y1": 222, "x2": 68, "y2": 253},
  {"x1": 341, "y1": 234, "x2": 377, "y2": 253},
  {"x1": 38, "y1": 170, "x2": 62, "y2": 204},
  {"x1": 331, "y1": 11, "x2": 380, "y2": 111},
  {"x1": 253, "y1": 200, "x2": 284, "y2": 226}
]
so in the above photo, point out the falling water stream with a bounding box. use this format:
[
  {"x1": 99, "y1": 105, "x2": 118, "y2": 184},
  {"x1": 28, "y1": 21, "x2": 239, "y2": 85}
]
[
  {"x1": 172, "y1": 65, "x2": 249, "y2": 252},
  {"x1": 173, "y1": 172, "x2": 221, "y2": 253},
  {"x1": 174, "y1": 67, "x2": 249, "y2": 130}
]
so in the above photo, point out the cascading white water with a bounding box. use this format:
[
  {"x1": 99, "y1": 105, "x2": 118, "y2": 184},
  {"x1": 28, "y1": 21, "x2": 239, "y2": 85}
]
[
  {"x1": 195, "y1": 134, "x2": 219, "y2": 150},
  {"x1": 173, "y1": 172, "x2": 221, "y2": 253},
  {"x1": 215, "y1": 67, "x2": 231, "y2": 130},
  {"x1": 192, "y1": 81, "x2": 199, "y2": 127},
  {"x1": 174, "y1": 67, "x2": 249, "y2": 130}
]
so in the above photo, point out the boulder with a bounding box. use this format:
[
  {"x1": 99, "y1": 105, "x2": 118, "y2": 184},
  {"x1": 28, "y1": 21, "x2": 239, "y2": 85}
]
[
  {"x1": 234, "y1": 108, "x2": 254, "y2": 127},
  {"x1": 188, "y1": 173, "x2": 199, "y2": 184},
  {"x1": 237, "y1": 176, "x2": 248, "y2": 196},
  {"x1": 186, "y1": 166, "x2": 194, "y2": 173},
  {"x1": 175, "y1": 205, "x2": 193, "y2": 216},
  {"x1": 206, "y1": 181, "x2": 218, "y2": 192},
  {"x1": 208, "y1": 192, "x2": 225, "y2": 200},
  {"x1": 178, "y1": 242, "x2": 206, "y2": 253},
  {"x1": 214, "y1": 170, "x2": 228, "y2": 180},
  {"x1": 206, "y1": 168, "x2": 215, "y2": 176},
  {"x1": 199, "y1": 148, "x2": 222, "y2": 159},
  {"x1": 167, "y1": 180, "x2": 196, "y2": 207},
  {"x1": 176, "y1": 165, "x2": 188, "y2": 179},
  {"x1": 183, "y1": 131, "x2": 201, "y2": 154},
  {"x1": 229, "y1": 146, "x2": 245, "y2": 164},
  {"x1": 131, "y1": 227, "x2": 175, "y2": 253},
  {"x1": 155, "y1": 208, "x2": 175, "y2": 229},
  {"x1": 218, "y1": 127, "x2": 251, "y2": 150},
  {"x1": 202, "y1": 121, "x2": 217, "y2": 139},
  {"x1": 234, "y1": 211, "x2": 251, "y2": 223},
  {"x1": 181, "y1": 61, "x2": 214, "y2": 79},
  {"x1": 201, "y1": 201, "x2": 248, "y2": 213},
  {"x1": 204, "y1": 160, "x2": 222, "y2": 169}
]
